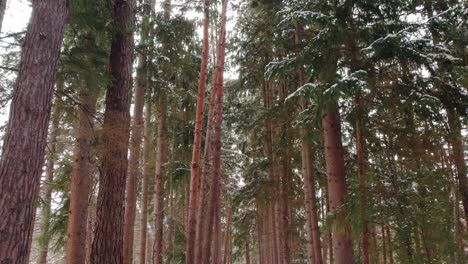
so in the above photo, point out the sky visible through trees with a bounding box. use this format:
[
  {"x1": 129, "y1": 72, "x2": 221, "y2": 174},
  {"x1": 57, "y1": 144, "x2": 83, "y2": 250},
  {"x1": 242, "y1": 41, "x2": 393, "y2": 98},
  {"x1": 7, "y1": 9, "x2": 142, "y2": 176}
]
[{"x1": 0, "y1": 0, "x2": 466, "y2": 264}]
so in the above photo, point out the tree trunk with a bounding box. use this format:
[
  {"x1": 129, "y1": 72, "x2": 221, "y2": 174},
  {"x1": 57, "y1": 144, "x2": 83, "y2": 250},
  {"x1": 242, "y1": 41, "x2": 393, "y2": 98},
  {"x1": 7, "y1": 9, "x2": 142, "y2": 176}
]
[
  {"x1": 153, "y1": 92, "x2": 167, "y2": 264},
  {"x1": 295, "y1": 24, "x2": 323, "y2": 264},
  {"x1": 123, "y1": 40, "x2": 147, "y2": 264},
  {"x1": 355, "y1": 95, "x2": 370, "y2": 264},
  {"x1": 321, "y1": 106, "x2": 355, "y2": 264},
  {"x1": 0, "y1": 1, "x2": 68, "y2": 262},
  {"x1": 206, "y1": 1, "x2": 229, "y2": 262},
  {"x1": 90, "y1": 0, "x2": 135, "y2": 262},
  {"x1": 382, "y1": 223, "x2": 387, "y2": 264},
  {"x1": 195, "y1": 32, "x2": 220, "y2": 264},
  {"x1": 245, "y1": 241, "x2": 251, "y2": 264},
  {"x1": 386, "y1": 226, "x2": 394, "y2": 264},
  {"x1": 0, "y1": 0, "x2": 6, "y2": 33},
  {"x1": 66, "y1": 87, "x2": 98, "y2": 264},
  {"x1": 187, "y1": 1, "x2": 210, "y2": 262},
  {"x1": 86, "y1": 193, "x2": 97, "y2": 264},
  {"x1": 447, "y1": 108, "x2": 468, "y2": 223},
  {"x1": 222, "y1": 176, "x2": 232, "y2": 264},
  {"x1": 37, "y1": 93, "x2": 61, "y2": 264},
  {"x1": 139, "y1": 99, "x2": 153, "y2": 264}
]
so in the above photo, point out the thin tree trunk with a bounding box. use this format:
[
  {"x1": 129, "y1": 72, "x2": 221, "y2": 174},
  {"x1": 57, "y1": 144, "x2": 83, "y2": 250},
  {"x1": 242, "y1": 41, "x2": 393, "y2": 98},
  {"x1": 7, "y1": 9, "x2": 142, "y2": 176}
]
[
  {"x1": 295, "y1": 24, "x2": 323, "y2": 264},
  {"x1": 355, "y1": 95, "x2": 370, "y2": 264},
  {"x1": 153, "y1": 92, "x2": 167, "y2": 264},
  {"x1": 187, "y1": 1, "x2": 210, "y2": 262},
  {"x1": 195, "y1": 30, "x2": 221, "y2": 264},
  {"x1": 206, "y1": 1, "x2": 229, "y2": 262},
  {"x1": 0, "y1": 0, "x2": 6, "y2": 33},
  {"x1": 37, "y1": 93, "x2": 61, "y2": 264},
  {"x1": 245, "y1": 240, "x2": 251, "y2": 264},
  {"x1": 382, "y1": 223, "x2": 387, "y2": 264},
  {"x1": 139, "y1": 100, "x2": 152, "y2": 264},
  {"x1": 0, "y1": 1, "x2": 68, "y2": 262},
  {"x1": 85, "y1": 193, "x2": 96, "y2": 264},
  {"x1": 123, "y1": 39, "x2": 147, "y2": 264},
  {"x1": 386, "y1": 226, "x2": 394, "y2": 264},
  {"x1": 90, "y1": 0, "x2": 135, "y2": 262},
  {"x1": 321, "y1": 106, "x2": 355, "y2": 264},
  {"x1": 66, "y1": 87, "x2": 98, "y2": 264},
  {"x1": 222, "y1": 176, "x2": 232, "y2": 264}
]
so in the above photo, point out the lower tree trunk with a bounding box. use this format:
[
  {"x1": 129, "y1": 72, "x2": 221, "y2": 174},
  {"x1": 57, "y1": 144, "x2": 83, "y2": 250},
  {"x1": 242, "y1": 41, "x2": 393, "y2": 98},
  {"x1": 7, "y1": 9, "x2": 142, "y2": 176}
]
[
  {"x1": 195, "y1": 66, "x2": 219, "y2": 264},
  {"x1": 0, "y1": 1, "x2": 68, "y2": 262},
  {"x1": 245, "y1": 240, "x2": 250, "y2": 264},
  {"x1": 123, "y1": 52, "x2": 146, "y2": 264},
  {"x1": 382, "y1": 223, "x2": 387, "y2": 264},
  {"x1": 139, "y1": 100, "x2": 153, "y2": 264},
  {"x1": 90, "y1": 0, "x2": 135, "y2": 262},
  {"x1": 66, "y1": 88, "x2": 98, "y2": 264},
  {"x1": 37, "y1": 96, "x2": 61, "y2": 264},
  {"x1": 187, "y1": 1, "x2": 210, "y2": 262},
  {"x1": 85, "y1": 194, "x2": 96, "y2": 264},
  {"x1": 153, "y1": 92, "x2": 168, "y2": 264},
  {"x1": 321, "y1": 106, "x2": 355, "y2": 264},
  {"x1": 386, "y1": 226, "x2": 394, "y2": 264}
]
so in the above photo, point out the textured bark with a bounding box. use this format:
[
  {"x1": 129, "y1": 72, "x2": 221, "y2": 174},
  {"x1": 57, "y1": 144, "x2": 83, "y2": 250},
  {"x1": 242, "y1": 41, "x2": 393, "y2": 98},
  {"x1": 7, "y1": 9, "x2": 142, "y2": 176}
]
[
  {"x1": 90, "y1": 0, "x2": 135, "y2": 262},
  {"x1": 0, "y1": 1, "x2": 68, "y2": 262},
  {"x1": 0, "y1": 0, "x2": 6, "y2": 33},
  {"x1": 66, "y1": 88, "x2": 98, "y2": 264},
  {"x1": 37, "y1": 95, "x2": 61, "y2": 264},
  {"x1": 123, "y1": 44, "x2": 147, "y2": 264},
  {"x1": 322, "y1": 107, "x2": 355, "y2": 264},
  {"x1": 187, "y1": 1, "x2": 210, "y2": 262},
  {"x1": 139, "y1": 100, "x2": 153, "y2": 264},
  {"x1": 153, "y1": 92, "x2": 167, "y2": 264},
  {"x1": 205, "y1": 1, "x2": 229, "y2": 262}
]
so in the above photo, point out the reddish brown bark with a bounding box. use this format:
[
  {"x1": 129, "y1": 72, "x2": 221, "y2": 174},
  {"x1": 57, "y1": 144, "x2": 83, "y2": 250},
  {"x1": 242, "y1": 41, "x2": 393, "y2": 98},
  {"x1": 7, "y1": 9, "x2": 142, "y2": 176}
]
[
  {"x1": 66, "y1": 88, "x2": 98, "y2": 264},
  {"x1": 322, "y1": 107, "x2": 355, "y2": 264},
  {"x1": 90, "y1": 0, "x2": 135, "y2": 262},
  {"x1": 37, "y1": 94, "x2": 61, "y2": 264},
  {"x1": 245, "y1": 241, "x2": 251, "y2": 264},
  {"x1": 153, "y1": 93, "x2": 167, "y2": 264},
  {"x1": 139, "y1": 100, "x2": 153, "y2": 264},
  {"x1": 205, "y1": 1, "x2": 229, "y2": 262},
  {"x1": 187, "y1": 1, "x2": 210, "y2": 262},
  {"x1": 0, "y1": 1, "x2": 68, "y2": 262},
  {"x1": 123, "y1": 43, "x2": 147, "y2": 264},
  {"x1": 195, "y1": 35, "x2": 220, "y2": 264}
]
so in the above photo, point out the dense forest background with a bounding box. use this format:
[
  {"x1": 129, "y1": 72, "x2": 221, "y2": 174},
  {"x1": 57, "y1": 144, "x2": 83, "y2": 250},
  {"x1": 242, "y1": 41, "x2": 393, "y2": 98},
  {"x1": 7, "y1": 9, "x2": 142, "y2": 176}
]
[{"x1": 0, "y1": 0, "x2": 466, "y2": 263}]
